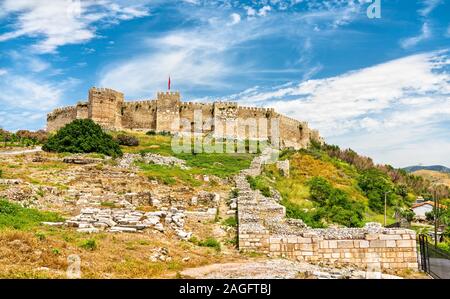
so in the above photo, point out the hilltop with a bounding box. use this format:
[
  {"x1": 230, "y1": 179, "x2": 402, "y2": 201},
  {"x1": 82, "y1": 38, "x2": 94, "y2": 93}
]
[
  {"x1": 411, "y1": 170, "x2": 450, "y2": 188},
  {"x1": 403, "y1": 165, "x2": 450, "y2": 173}
]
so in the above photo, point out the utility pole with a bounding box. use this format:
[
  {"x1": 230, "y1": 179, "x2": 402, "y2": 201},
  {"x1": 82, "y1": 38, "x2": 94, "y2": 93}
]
[
  {"x1": 384, "y1": 191, "x2": 391, "y2": 227},
  {"x1": 434, "y1": 188, "x2": 438, "y2": 247}
]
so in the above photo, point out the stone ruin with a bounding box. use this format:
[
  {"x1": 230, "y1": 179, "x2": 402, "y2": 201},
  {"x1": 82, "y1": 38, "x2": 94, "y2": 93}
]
[{"x1": 235, "y1": 148, "x2": 419, "y2": 272}]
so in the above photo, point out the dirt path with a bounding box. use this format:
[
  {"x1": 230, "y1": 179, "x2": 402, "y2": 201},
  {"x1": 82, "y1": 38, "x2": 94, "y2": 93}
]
[
  {"x1": 0, "y1": 146, "x2": 42, "y2": 156},
  {"x1": 179, "y1": 258, "x2": 404, "y2": 279}
]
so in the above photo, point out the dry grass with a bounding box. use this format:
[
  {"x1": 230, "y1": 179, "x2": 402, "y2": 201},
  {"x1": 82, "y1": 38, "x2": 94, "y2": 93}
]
[{"x1": 0, "y1": 221, "x2": 242, "y2": 279}]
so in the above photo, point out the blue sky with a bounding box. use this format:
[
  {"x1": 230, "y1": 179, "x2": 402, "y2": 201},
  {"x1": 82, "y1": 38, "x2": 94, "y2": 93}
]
[{"x1": 0, "y1": 0, "x2": 449, "y2": 167}]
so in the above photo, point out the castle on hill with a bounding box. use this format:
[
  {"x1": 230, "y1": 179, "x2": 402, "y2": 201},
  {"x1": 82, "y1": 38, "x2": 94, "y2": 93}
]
[{"x1": 47, "y1": 87, "x2": 322, "y2": 149}]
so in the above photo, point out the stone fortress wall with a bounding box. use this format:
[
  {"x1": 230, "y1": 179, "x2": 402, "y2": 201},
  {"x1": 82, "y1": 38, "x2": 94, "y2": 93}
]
[{"x1": 47, "y1": 87, "x2": 323, "y2": 148}]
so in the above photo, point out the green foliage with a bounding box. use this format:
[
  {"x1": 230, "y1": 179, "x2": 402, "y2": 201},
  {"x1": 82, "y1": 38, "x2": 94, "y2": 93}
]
[
  {"x1": 0, "y1": 169, "x2": 2, "y2": 178},
  {"x1": 100, "y1": 201, "x2": 118, "y2": 208},
  {"x1": 42, "y1": 119, "x2": 122, "y2": 158},
  {"x1": 189, "y1": 236, "x2": 221, "y2": 251},
  {"x1": 79, "y1": 239, "x2": 97, "y2": 251},
  {"x1": 307, "y1": 177, "x2": 365, "y2": 227},
  {"x1": 358, "y1": 168, "x2": 394, "y2": 213},
  {"x1": 307, "y1": 177, "x2": 333, "y2": 204},
  {"x1": 115, "y1": 134, "x2": 139, "y2": 146},
  {"x1": 281, "y1": 199, "x2": 324, "y2": 228},
  {"x1": 222, "y1": 216, "x2": 237, "y2": 227},
  {"x1": 247, "y1": 176, "x2": 271, "y2": 197},
  {"x1": 0, "y1": 199, "x2": 63, "y2": 230}
]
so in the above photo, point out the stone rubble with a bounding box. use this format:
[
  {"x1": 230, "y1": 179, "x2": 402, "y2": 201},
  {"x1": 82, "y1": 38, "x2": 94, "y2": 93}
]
[
  {"x1": 49, "y1": 207, "x2": 192, "y2": 238},
  {"x1": 180, "y1": 259, "x2": 403, "y2": 279},
  {"x1": 150, "y1": 247, "x2": 172, "y2": 262}
]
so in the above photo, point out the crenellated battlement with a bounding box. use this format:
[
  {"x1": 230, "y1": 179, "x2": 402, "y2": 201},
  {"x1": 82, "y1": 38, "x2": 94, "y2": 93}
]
[
  {"x1": 124, "y1": 100, "x2": 157, "y2": 106},
  {"x1": 47, "y1": 105, "x2": 76, "y2": 117},
  {"x1": 47, "y1": 87, "x2": 322, "y2": 148}
]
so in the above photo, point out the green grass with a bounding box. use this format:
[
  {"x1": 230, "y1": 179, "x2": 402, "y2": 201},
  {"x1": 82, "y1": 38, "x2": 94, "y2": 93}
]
[
  {"x1": 79, "y1": 239, "x2": 98, "y2": 251},
  {"x1": 124, "y1": 132, "x2": 256, "y2": 184},
  {"x1": 189, "y1": 236, "x2": 221, "y2": 251},
  {"x1": 0, "y1": 199, "x2": 64, "y2": 230},
  {"x1": 247, "y1": 175, "x2": 272, "y2": 197},
  {"x1": 222, "y1": 216, "x2": 237, "y2": 227},
  {"x1": 137, "y1": 162, "x2": 201, "y2": 186},
  {"x1": 100, "y1": 201, "x2": 118, "y2": 208}
]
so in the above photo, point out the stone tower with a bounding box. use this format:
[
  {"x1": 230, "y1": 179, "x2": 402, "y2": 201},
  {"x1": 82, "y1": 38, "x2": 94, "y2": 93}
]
[
  {"x1": 156, "y1": 91, "x2": 181, "y2": 133},
  {"x1": 88, "y1": 87, "x2": 124, "y2": 130}
]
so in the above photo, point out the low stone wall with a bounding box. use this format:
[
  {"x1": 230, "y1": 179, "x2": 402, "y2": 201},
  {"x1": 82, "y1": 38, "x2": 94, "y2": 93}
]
[{"x1": 236, "y1": 148, "x2": 418, "y2": 272}]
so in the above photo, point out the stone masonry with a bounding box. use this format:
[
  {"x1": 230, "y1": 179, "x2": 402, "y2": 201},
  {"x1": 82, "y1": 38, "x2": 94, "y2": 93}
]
[
  {"x1": 235, "y1": 148, "x2": 419, "y2": 272},
  {"x1": 47, "y1": 87, "x2": 323, "y2": 150}
]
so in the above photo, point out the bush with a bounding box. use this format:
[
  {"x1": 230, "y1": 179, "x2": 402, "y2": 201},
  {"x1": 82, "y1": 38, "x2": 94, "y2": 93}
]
[
  {"x1": 358, "y1": 168, "x2": 394, "y2": 213},
  {"x1": 307, "y1": 177, "x2": 333, "y2": 204},
  {"x1": 0, "y1": 169, "x2": 2, "y2": 178},
  {"x1": 146, "y1": 130, "x2": 156, "y2": 136},
  {"x1": 115, "y1": 134, "x2": 139, "y2": 146},
  {"x1": 305, "y1": 177, "x2": 364, "y2": 227},
  {"x1": 43, "y1": 119, "x2": 122, "y2": 158}
]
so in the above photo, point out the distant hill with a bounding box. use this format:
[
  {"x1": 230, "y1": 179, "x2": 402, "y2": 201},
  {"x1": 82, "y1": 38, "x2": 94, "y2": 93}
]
[
  {"x1": 403, "y1": 165, "x2": 450, "y2": 173},
  {"x1": 411, "y1": 170, "x2": 450, "y2": 188}
]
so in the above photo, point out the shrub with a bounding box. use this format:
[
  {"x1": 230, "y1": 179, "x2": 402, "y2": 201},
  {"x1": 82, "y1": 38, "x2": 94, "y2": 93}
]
[
  {"x1": 79, "y1": 239, "x2": 97, "y2": 251},
  {"x1": 146, "y1": 130, "x2": 156, "y2": 136},
  {"x1": 115, "y1": 134, "x2": 139, "y2": 146},
  {"x1": 358, "y1": 168, "x2": 394, "y2": 213},
  {"x1": 307, "y1": 177, "x2": 333, "y2": 205},
  {"x1": 43, "y1": 119, "x2": 122, "y2": 158},
  {"x1": 0, "y1": 169, "x2": 2, "y2": 178}
]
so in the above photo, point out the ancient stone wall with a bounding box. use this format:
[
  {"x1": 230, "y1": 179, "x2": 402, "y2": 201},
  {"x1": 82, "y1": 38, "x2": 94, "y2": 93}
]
[
  {"x1": 47, "y1": 106, "x2": 77, "y2": 132},
  {"x1": 88, "y1": 88, "x2": 124, "y2": 130},
  {"x1": 156, "y1": 92, "x2": 181, "y2": 133},
  {"x1": 235, "y1": 149, "x2": 419, "y2": 272},
  {"x1": 47, "y1": 87, "x2": 322, "y2": 149},
  {"x1": 76, "y1": 102, "x2": 89, "y2": 120},
  {"x1": 121, "y1": 100, "x2": 157, "y2": 131},
  {"x1": 179, "y1": 102, "x2": 214, "y2": 133},
  {"x1": 213, "y1": 102, "x2": 238, "y2": 138}
]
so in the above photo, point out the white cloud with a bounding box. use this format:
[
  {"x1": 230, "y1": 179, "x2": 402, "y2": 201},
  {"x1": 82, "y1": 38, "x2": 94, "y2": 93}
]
[
  {"x1": 0, "y1": 69, "x2": 7, "y2": 76},
  {"x1": 0, "y1": 0, "x2": 151, "y2": 53},
  {"x1": 99, "y1": 15, "x2": 283, "y2": 96},
  {"x1": 418, "y1": 0, "x2": 442, "y2": 16},
  {"x1": 0, "y1": 71, "x2": 80, "y2": 131},
  {"x1": 258, "y1": 6, "x2": 272, "y2": 17},
  {"x1": 400, "y1": 22, "x2": 431, "y2": 49},
  {"x1": 225, "y1": 51, "x2": 450, "y2": 167},
  {"x1": 0, "y1": 74, "x2": 64, "y2": 111}
]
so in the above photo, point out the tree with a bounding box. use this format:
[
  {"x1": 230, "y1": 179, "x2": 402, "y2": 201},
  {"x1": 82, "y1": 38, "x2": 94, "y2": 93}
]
[
  {"x1": 358, "y1": 168, "x2": 394, "y2": 213},
  {"x1": 43, "y1": 119, "x2": 122, "y2": 157},
  {"x1": 307, "y1": 177, "x2": 333, "y2": 205}
]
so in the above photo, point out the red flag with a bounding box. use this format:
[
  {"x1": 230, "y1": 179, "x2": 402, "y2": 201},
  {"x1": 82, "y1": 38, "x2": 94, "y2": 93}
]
[{"x1": 168, "y1": 76, "x2": 171, "y2": 90}]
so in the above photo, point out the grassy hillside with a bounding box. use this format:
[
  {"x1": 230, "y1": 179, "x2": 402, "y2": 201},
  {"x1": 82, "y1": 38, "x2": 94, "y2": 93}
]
[
  {"x1": 111, "y1": 131, "x2": 256, "y2": 186},
  {"x1": 412, "y1": 170, "x2": 450, "y2": 188},
  {"x1": 252, "y1": 147, "x2": 417, "y2": 228}
]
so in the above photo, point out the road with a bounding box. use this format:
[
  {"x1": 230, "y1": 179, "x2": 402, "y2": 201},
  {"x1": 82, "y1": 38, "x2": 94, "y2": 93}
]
[{"x1": 0, "y1": 146, "x2": 42, "y2": 156}]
